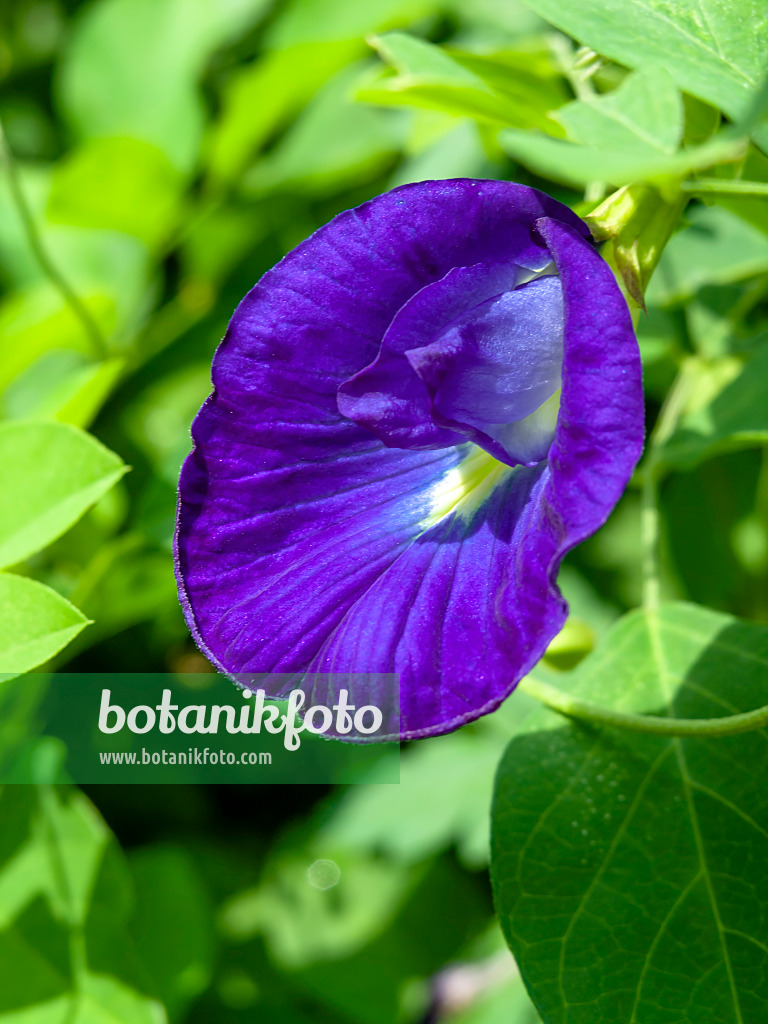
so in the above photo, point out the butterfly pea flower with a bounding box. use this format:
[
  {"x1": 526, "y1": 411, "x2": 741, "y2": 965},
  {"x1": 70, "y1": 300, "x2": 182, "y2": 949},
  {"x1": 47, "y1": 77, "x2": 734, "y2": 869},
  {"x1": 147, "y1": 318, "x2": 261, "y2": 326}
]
[{"x1": 175, "y1": 179, "x2": 643, "y2": 740}]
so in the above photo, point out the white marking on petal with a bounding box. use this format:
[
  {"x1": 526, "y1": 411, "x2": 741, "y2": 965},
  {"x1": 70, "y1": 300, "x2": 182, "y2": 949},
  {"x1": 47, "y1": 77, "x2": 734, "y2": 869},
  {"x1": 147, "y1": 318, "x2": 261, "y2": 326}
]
[{"x1": 420, "y1": 445, "x2": 514, "y2": 531}]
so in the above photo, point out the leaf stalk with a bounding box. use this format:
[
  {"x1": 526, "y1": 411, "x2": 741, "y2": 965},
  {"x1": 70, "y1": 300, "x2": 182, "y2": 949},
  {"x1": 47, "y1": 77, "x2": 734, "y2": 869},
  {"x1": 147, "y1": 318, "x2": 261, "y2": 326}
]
[{"x1": 518, "y1": 675, "x2": 768, "y2": 738}]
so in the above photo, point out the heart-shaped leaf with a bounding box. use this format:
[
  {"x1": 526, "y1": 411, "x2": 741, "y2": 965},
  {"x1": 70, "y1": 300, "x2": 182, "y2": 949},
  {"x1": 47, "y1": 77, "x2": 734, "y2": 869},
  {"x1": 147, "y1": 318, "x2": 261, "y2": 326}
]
[{"x1": 492, "y1": 602, "x2": 768, "y2": 1024}]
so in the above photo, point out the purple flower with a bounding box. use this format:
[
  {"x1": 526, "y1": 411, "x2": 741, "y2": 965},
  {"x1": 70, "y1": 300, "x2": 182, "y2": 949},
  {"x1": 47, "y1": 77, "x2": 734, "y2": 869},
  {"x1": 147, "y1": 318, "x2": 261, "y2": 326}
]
[{"x1": 175, "y1": 179, "x2": 643, "y2": 740}]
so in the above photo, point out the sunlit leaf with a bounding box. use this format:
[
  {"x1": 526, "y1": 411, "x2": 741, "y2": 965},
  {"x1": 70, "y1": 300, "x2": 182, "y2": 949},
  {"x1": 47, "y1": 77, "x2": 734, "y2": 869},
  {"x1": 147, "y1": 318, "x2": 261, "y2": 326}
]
[
  {"x1": 556, "y1": 66, "x2": 683, "y2": 155},
  {"x1": 499, "y1": 123, "x2": 742, "y2": 189},
  {"x1": 0, "y1": 288, "x2": 113, "y2": 398},
  {"x1": 0, "y1": 575, "x2": 89, "y2": 676},
  {"x1": 359, "y1": 32, "x2": 567, "y2": 130},
  {"x1": 3, "y1": 353, "x2": 124, "y2": 429},
  {"x1": 242, "y1": 64, "x2": 405, "y2": 196},
  {"x1": 522, "y1": 0, "x2": 768, "y2": 134},
  {"x1": 57, "y1": 0, "x2": 272, "y2": 171},
  {"x1": 207, "y1": 41, "x2": 362, "y2": 186},
  {"x1": 0, "y1": 421, "x2": 127, "y2": 569},
  {"x1": 47, "y1": 137, "x2": 182, "y2": 249}
]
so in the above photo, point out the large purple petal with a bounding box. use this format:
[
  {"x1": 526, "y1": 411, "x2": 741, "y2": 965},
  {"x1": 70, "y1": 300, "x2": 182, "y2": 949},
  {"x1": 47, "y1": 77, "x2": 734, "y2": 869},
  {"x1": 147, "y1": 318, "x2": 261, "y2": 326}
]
[{"x1": 175, "y1": 180, "x2": 641, "y2": 740}]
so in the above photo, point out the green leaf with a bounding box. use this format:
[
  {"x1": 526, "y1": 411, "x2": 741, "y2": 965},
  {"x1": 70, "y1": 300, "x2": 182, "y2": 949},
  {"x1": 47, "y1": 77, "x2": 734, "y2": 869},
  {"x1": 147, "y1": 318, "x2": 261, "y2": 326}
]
[
  {"x1": 57, "y1": 0, "x2": 271, "y2": 172},
  {"x1": 660, "y1": 348, "x2": 768, "y2": 469},
  {"x1": 492, "y1": 602, "x2": 768, "y2": 1024},
  {"x1": 499, "y1": 123, "x2": 742, "y2": 189},
  {"x1": 0, "y1": 421, "x2": 127, "y2": 569},
  {"x1": 221, "y1": 850, "x2": 416, "y2": 968},
  {"x1": 206, "y1": 41, "x2": 362, "y2": 186},
  {"x1": 0, "y1": 164, "x2": 151, "y2": 333},
  {"x1": 322, "y1": 730, "x2": 510, "y2": 869},
  {"x1": 264, "y1": 0, "x2": 444, "y2": 47},
  {"x1": 0, "y1": 287, "x2": 113, "y2": 398},
  {"x1": 359, "y1": 33, "x2": 567, "y2": 130},
  {"x1": 502, "y1": 65, "x2": 696, "y2": 190},
  {"x1": 207, "y1": 0, "x2": 456, "y2": 184},
  {"x1": 323, "y1": 567, "x2": 615, "y2": 868},
  {"x1": 647, "y1": 204, "x2": 768, "y2": 306},
  {"x1": 47, "y1": 138, "x2": 182, "y2": 249},
  {"x1": 522, "y1": 0, "x2": 768, "y2": 129},
  {"x1": 697, "y1": 147, "x2": 768, "y2": 237},
  {"x1": 0, "y1": 786, "x2": 163, "y2": 1022},
  {"x1": 128, "y1": 846, "x2": 214, "y2": 1018},
  {"x1": 44, "y1": 359, "x2": 125, "y2": 430},
  {"x1": 3, "y1": 353, "x2": 124, "y2": 429},
  {"x1": 555, "y1": 66, "x2": 683, "y2": 155},
  {"x1": 73, "y1": 538, "x2": 178, "y2": 646},
  {"x1": 221, "y1": 850, "x2": 488, "y2": 1024},
  {"x1": 0, "y1": 575, "x2": 89, "y2": 675},
  {"x1": 660, "y1": 452, "x2": 761, "y2": 611},
  {"x1": 242, "y1": 63, "x2": 405, "y2": 197}
]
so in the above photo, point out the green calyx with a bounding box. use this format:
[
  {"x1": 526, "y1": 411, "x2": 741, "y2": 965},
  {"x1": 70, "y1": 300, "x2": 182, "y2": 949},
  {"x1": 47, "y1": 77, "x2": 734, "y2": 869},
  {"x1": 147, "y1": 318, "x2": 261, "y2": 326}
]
[{"x1": 584, "y1": 183, "x2": 686, "y2": 314}]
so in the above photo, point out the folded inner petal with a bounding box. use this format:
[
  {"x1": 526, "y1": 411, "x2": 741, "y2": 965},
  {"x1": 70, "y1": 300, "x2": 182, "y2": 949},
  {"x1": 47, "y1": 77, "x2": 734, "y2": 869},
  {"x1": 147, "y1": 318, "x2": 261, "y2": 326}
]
[
  {"x1": 408, "y1": 274, "x2": 564, "y2": 465},
  {"x1": 337, "y1": 260, "x2": 525, "y2": 451},
  {"x1": 338, "y1": 262, "x2": 564, "y2": 466}
]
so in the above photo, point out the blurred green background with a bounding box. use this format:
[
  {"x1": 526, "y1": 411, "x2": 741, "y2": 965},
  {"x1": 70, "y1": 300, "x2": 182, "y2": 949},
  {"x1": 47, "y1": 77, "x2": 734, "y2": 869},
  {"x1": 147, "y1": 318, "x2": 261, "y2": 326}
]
[{"x1": 0, "y1": 0, "x2": 767, "y2": 1020}]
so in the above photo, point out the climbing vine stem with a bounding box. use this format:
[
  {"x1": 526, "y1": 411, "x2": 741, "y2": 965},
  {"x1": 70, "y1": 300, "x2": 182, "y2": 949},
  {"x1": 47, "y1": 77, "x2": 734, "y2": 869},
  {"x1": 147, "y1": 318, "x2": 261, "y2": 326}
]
[{"x1": 0, "y1": 119, "x2": 108, "y2": 359}]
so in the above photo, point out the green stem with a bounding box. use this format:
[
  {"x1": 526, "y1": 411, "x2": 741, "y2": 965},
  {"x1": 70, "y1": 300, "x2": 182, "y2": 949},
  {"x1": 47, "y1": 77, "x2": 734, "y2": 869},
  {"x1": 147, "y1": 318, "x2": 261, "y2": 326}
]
[
  {"x1": 518, "y1": 676, "x2": 768, "y2": 738},
  {"x1": 0, "y1": 122, "x2": 108, "y2": 359},
  {"x1": 682, "y1": 177, "x2": 768, "y2": 197},
  {"x1": 639, "y1": 358, "x2": 700, "y2": 608},
  {"x1": 549, "y1": 40, "x2": 606, "y2": 203},
  {"x1": 38, "y1": 786, "x2": 86, "y2": 1021},
  {"x1": 641, "y1": 463, "x2": 661, "y2": 609}
]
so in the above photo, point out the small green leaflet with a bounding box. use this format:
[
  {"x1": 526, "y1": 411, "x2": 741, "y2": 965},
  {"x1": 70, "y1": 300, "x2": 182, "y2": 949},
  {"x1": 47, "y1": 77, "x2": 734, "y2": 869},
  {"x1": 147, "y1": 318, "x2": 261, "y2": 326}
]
[
  {"x1": 359, "y1": 32, "x2": 568, "y2": 131},
  {"x1": 491, "y1": 602, "x2": 768, "y2": 1024},
  {"x1": 0, "y1": 421, "x2": 127, "y2": 570},
  {"x1": 0, "y1": 575, "x2": 89, "y2": 678},
  {"x1": 557, "y1": 65, "x2": 683, "y2": 155},
  {"x1": 499, "y1": 67, "x2": 743, "y2": 187}
]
